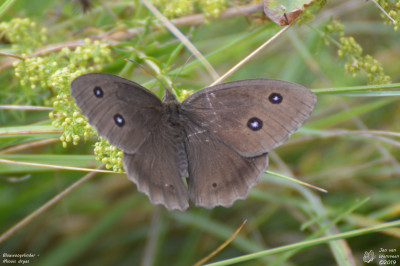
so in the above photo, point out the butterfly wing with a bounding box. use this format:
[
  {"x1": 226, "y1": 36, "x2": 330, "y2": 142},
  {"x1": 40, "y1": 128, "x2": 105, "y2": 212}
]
[
  {"x1": 181, "y1": 79, "x2": 316, "y2": 157},
  {"x1": 71, "y1": 73, "x2": 163, "y2": 153},
  {"x1": 183, "y1": 121, "x2": 268, "y2": 208},
  {"x1": 123, "y1": 121, "x2": 189, "y2": 211}
]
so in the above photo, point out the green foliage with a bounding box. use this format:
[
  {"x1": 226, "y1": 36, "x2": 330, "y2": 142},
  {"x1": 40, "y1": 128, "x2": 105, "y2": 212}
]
[{"x1": 152, "y1": 0, "x2": 227, "y2": 18}]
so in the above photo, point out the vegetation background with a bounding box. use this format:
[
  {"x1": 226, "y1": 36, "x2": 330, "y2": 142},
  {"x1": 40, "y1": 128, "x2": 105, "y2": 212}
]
[{"x1": 0, "y1": 0, "x2": 399, "y2": 265}]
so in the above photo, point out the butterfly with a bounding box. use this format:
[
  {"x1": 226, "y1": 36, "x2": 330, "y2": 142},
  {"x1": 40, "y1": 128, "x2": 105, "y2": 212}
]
[{"x1": 71, "y1": 73, "x2": 316, "y2": 211}]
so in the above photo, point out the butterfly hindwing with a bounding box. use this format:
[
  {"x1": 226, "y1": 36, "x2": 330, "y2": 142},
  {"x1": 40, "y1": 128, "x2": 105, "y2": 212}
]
[
  {"x1": 183, "y1": 120, "x2": 268, "y2": 208},
  {"x1": 123, "y1": 121, "x2": 189, "y2": 211}
]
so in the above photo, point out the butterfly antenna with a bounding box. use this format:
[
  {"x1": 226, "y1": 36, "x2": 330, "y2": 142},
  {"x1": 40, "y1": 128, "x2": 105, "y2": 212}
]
[
  {"x1": 172, "y1": 54, "x2": 194, "y2": 88},
  {"x1": 124, "y1": 58, "x2": 168, "y2": 89},
  {"x1": 125, "y1": 58, "x2": 177, "y2": 101},
  {"x1": 125, "y1": 58, "x2": 156, "y2": 78}
]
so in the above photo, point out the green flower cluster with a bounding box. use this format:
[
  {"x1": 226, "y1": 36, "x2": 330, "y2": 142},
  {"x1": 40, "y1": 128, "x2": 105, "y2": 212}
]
[
  {"x1": 49, "y1": 67, "x2": 96, "y2": 147},
  {"x1": 151, "y1": 0, "x2": 226, "y2": 18},
  {"x1": 47, "y1": 42, "x2": 123, "y2": 171},
  {"x1": 48, "y1": 43, "x2": 113, "y2": 148},
  {"x1": 2, "y1": 18, "x2": 123, "y2": 171},
  {"x1": 13, "y1": 38, "x2": 113, "y2": 148},
  {"x1": 338, "y1": 36, "x2": 391, "y2": 85},
  {"x1": 325, "y1": 20, "x2": 391, "y2": 85},
  {"x1": 94, "y1": 138, "x2": 124, "y2": 172},
  {"x1": 377, "y1": 0, "x2": 400, "y2": 31},
  {"x1": 324, "y1": 20, "x2": 344, "y2": 41},
  {"x1": 0, "y1": 18, "x2": 47, "y2": 53}
]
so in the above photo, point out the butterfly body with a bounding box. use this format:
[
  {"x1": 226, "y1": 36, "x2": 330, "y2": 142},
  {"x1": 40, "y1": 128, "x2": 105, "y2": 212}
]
[
  {"x1": 157, "y1": 98, "x2": 190, "y2": 179},
  {"x1": 71, "y1": 73, "x2": 316, "y2": 211}
]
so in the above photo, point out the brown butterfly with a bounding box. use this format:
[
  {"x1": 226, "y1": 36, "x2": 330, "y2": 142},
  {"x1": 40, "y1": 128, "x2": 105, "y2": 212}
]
[{"x1": 71, "y1": 73, "x2": 316, "y2": 211}]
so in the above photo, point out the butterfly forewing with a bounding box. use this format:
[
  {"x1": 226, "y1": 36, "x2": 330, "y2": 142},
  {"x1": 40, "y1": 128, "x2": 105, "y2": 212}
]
[
  {"x1": 71, "y1": 73, "x2": 164, "y2": 153},
  {"x1": 181, "y1": 79, "x2": 316, "y2": 157}
]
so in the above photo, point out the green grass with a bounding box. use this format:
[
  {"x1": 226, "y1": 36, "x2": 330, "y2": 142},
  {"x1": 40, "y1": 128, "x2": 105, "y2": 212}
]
[{"x1": 0, "y1": 0, "x2": 399, "y2": 265}]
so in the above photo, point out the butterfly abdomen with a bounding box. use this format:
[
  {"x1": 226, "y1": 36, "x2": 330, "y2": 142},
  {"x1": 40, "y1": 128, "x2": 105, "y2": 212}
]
[{"x1": 161, "y1": 101, "x2": 190, "y2": 179}]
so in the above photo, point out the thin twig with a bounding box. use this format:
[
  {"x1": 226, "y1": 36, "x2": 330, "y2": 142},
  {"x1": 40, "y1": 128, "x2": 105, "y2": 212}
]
[
  {"x1": 142, "y1": 207, "x2": 162, "y2": 266},
  {"x1": 323, "y1": 129, "x2": 400, "y2": 138},
  {"x1": 0, "y1": 105, "x2": 54, "y2": 111},
  {"x1": 0, "y1": 165, "x2": 103, "y2": 243},
  {"x1": 194, "y1": 220, "x2": 247, "y2": 266},
  {"x1": 209, "y1": 25, "x2": 291, "y2": 87},
  {"x1": 0, "y1": 158, "x2": 116, "y2": 173},
  {"x1": 369, "y1": 0, "x2": 396, "y2": 24},
  {"x1": 141, "y1": 0, "x2": 219, "y2": 81},
  {"x1": 204, "y1": 220, "x2": 400, "y2": 265},
  {"x1": 0, "y1": 129, "x2": 63, "y2": 136},
  {"x1": 266, "y1": 170, "x2": 328, "y2": 193},
  {"x1": 0, "y1": 138, "x2": 59, "y2": 154},
  {"x1": 0, "y1": 52, "x2": 25, "y2": 60}
]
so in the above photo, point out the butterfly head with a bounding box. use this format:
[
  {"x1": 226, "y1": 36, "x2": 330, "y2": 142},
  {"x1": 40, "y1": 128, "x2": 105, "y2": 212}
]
[{"x1": 162, "y1": 88, "x2": 179, "y2": 104}]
